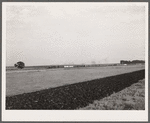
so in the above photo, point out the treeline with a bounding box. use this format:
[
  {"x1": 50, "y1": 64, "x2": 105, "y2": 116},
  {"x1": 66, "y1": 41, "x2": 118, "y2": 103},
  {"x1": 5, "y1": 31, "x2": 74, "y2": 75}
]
[
  {"x1": 120, "y1": 60, "x2": 145, "y2": 64},
  {"x1": 48, "y1": 64, "x2": 119, "y2": 69}
]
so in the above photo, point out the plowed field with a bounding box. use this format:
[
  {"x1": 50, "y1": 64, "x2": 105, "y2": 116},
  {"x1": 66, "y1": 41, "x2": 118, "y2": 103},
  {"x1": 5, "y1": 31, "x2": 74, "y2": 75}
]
[{"x1": 6, "y1": 69, "x2": 145, "y2": 109}]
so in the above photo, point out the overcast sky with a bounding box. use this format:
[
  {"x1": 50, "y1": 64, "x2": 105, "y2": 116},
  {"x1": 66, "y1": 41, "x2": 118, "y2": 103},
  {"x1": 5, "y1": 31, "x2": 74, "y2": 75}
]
[{"x1": 6, "y1": 3, "x2": 146, "y2": 66}]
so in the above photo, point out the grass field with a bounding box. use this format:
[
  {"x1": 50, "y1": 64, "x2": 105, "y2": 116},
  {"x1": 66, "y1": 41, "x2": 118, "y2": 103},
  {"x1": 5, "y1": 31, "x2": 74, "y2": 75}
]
[
  {"x1": 78, "y1": 79, "x2": 145, "y2": 110},
  {"x1": 6, "y1": 64, "x2": 144, "y2": 96}
]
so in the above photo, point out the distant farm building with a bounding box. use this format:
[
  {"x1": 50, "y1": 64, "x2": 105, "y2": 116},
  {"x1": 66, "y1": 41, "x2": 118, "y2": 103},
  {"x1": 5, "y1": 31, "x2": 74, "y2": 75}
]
[{"x1": 64, "y1": 65, "x2": 74, "y2": 68}]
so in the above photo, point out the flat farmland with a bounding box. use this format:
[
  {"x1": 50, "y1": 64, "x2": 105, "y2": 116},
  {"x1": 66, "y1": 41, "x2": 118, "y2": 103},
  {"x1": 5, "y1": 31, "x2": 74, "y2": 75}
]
[{"x1": 6, "y1": 64, "x2": 144, "y2": 96}]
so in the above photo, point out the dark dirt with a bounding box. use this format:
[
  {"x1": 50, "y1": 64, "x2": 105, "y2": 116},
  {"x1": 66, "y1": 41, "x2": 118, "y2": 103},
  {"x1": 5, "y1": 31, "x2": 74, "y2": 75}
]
[{"x1": 6, "y1": 69, "x2": 145, "y2": 110}]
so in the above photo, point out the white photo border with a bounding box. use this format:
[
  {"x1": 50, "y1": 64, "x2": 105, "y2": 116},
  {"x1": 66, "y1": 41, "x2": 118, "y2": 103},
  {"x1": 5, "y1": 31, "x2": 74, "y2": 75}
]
[{"x1": 2, "y1": 2, "x2": 149, "y2": 121}]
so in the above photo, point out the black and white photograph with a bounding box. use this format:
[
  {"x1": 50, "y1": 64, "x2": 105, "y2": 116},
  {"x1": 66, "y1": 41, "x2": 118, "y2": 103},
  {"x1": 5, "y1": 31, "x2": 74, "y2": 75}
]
[{"x1": 2, "y1": 2, "x2": 148, "y2": 121}]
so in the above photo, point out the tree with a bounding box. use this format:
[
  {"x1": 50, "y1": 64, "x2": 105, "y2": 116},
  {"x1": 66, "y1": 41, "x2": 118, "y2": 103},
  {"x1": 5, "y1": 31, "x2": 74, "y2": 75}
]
[{"x1": 14, "y1": 61, "x2": 25, "y2": 69}]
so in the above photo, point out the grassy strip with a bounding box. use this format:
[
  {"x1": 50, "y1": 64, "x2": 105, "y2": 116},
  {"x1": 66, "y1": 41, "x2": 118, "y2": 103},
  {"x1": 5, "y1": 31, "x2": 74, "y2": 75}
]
[
  {"x1": 6, "y1": 70, "x2": 145, "y2": 110},
  {"x1": 78, "y1": 79, "x2": 145, "y2": 110}
]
